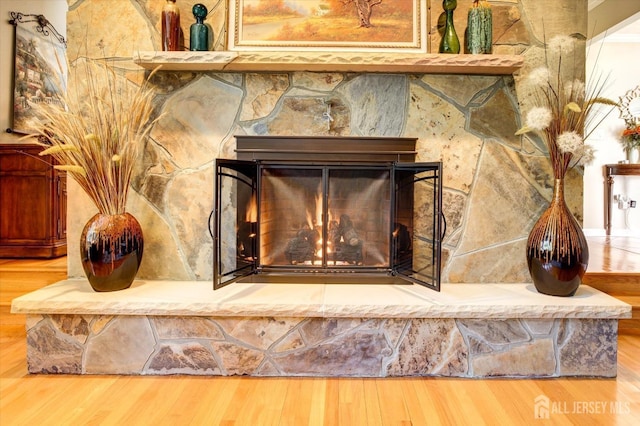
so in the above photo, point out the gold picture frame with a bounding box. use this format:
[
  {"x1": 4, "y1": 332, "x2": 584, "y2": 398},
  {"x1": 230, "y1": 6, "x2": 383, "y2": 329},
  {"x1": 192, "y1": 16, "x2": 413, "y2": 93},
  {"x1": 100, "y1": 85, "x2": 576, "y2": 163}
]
[{"x1": 228, "y1": 0, "x2": 427, "y2": 53}]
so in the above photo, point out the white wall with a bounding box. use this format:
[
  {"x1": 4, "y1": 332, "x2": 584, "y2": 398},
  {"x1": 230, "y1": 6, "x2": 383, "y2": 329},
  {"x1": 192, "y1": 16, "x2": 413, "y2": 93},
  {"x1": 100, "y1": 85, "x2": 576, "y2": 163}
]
[
  {"x1": 584, "y1": 14, "x2": 640, "y2": 237},
  {"x1": 0, "y1": 0, "x2": 67, "y2": 143}
]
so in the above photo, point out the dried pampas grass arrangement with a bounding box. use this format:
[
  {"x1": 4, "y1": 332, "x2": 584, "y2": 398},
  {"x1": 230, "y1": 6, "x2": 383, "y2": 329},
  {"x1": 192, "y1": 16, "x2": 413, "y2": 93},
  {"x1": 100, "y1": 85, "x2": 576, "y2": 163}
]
[{"x1": 27, "y1": 58, "x2": 160, "y2": 215}]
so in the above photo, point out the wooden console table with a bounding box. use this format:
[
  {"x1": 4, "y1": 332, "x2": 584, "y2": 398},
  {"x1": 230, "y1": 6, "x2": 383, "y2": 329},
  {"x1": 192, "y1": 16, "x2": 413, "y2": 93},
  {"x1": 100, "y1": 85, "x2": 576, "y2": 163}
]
[{"x1": 604, "y1": 163, "x2": 640, "y2": 235}]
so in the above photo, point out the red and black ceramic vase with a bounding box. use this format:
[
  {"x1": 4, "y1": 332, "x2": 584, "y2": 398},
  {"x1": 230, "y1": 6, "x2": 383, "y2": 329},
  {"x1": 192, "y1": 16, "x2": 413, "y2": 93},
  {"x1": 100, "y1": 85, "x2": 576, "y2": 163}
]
[
  {"x1": 80, "y1": 212, "x2": 144, "y2": 292},
  {"x1": 526, "y1": 178, "x2": 589, "y2": 297}
]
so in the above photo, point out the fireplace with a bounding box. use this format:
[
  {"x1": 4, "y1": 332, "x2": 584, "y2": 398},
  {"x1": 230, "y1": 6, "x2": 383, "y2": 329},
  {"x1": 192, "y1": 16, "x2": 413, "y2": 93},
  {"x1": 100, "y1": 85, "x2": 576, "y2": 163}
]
[{"x1": 213, "y1": 136, "x2": 444, "y2": 290}]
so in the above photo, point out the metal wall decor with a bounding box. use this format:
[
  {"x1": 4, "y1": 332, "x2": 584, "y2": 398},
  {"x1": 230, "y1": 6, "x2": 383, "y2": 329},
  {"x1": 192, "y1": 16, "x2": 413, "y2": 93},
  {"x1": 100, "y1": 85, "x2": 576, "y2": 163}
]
[
  {"x1": 7, "y1": 12, "x2": 67, "y2": 135},
  {"x1": 8, "y1": 12, "x2": 67, "y2": 47}
]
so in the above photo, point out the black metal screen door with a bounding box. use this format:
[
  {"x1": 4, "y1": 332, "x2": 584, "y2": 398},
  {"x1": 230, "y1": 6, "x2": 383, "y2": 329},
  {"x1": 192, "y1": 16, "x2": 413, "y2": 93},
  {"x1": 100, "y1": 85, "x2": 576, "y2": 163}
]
[
  {"x1": 214, "y1": 159, "x2": 443, "y2": 291},
  {"x1": 392, "y1": 162, "x2": 443, "y2": 291},
  {"x1": 213, "y1": 159, "x2": 257, "y2": 289}
]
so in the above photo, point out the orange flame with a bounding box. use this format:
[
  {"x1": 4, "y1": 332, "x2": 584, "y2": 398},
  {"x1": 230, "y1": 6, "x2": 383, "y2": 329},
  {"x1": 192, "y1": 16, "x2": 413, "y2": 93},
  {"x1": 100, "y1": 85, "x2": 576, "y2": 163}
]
[
  {"x1": 306, "y1": 192, "x2": 324, "y2": 229},
  {"x1": 245, "y1": 195, "x2": 257, "y2": 223}
]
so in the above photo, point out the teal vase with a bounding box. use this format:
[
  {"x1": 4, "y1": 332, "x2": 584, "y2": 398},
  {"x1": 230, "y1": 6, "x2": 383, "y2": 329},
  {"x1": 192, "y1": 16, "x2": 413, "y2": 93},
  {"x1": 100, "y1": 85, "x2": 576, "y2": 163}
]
[{"x1": 190, "y1": 4, "x2": 208, "y2": 51}]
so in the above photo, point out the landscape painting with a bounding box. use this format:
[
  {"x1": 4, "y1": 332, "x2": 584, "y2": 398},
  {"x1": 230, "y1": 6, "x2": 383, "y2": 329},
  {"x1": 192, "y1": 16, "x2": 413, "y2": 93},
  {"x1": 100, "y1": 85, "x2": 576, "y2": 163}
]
[
  {"x1": 11, "y1": 26, "x2": 67, "y2": 133},
  {"x1": 229, "y1": 0, "x2": 426, "y2": 52},
  {"x1": 11, "y1": 24, "x2": 67, "y2": 135}
]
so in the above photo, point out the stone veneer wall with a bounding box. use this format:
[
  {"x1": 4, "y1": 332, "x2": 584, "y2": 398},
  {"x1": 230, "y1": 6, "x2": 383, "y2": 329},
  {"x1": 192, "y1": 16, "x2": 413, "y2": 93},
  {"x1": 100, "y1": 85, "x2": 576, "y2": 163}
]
[
  {"x1": 26, "y1": 314, "x2": 617, "y2": 377},
  {"x1": 64, "y1": 0, "x2": 587, "y2": 283}
]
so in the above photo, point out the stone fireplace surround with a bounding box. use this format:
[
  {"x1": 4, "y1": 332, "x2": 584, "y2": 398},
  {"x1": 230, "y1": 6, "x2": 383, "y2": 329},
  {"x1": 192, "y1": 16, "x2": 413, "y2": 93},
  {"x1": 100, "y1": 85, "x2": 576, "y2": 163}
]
[
  {"x1": 14, "y1": 0, "x2": 630, "y2": 379},
  {"x1": 63, "y1": 0, "x2": 590, "y2": 287}
]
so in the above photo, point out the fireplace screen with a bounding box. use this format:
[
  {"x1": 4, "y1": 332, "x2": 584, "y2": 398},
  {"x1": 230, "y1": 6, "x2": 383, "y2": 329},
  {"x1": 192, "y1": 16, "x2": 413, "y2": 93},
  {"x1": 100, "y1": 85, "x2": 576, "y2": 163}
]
[{"x1": 213, "y1": 136, "x2": 443, "y2": 291}]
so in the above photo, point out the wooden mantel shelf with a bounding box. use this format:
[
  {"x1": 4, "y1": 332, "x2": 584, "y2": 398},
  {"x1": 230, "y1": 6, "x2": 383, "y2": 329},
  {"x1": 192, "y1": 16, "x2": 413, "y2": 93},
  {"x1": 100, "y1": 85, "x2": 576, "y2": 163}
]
[{"x1": 133, "y1": 50, "x2": 523, "y2": 75}]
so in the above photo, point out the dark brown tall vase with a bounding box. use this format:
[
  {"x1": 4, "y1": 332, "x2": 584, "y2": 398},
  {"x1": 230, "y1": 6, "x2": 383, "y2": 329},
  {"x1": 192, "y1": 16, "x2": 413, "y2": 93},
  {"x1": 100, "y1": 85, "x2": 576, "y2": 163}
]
[
  {"x1": 526, "y1": 178, "x2": 589, "y2": 297},
  {"x1": 80, "y1": 213, "x2": 144, "y2": 292},
  {"x1": 162, "y1": 0, "x2": 181, "y2": 51}
]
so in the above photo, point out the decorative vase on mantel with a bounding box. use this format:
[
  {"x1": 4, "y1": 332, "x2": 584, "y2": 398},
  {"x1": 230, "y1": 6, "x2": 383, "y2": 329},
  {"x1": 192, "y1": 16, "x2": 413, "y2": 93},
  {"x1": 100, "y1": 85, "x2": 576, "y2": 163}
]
[
  {"x1": 162, "y1": 0, "x2": 181, "y2": 51},
  {"x1": 80, "y1": 213, "x2": 144, "y2": 292},
  {"x1": 190, "y1": 3, "x2": 209, "y2": 51},
  {"x1": 439, "y1": 0, "x2": 460, "y2": 54},
  {"x1": 526, "y1": 178, "x2": 589, "y2": 297},
  {"x1": 466, "y1": 0, "x2": 492, "y2": 54}
]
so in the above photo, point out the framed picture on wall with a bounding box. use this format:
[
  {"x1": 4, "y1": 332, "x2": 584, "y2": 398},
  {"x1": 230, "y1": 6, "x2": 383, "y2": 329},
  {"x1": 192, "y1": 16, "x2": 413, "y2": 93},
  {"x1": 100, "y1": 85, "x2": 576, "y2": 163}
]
[
  {"x1": 228, "y1": 0, "x2": 427, "y2": 53},
  {"x1": 8, "y1": 13, "x2": 67, "y2": 135}
]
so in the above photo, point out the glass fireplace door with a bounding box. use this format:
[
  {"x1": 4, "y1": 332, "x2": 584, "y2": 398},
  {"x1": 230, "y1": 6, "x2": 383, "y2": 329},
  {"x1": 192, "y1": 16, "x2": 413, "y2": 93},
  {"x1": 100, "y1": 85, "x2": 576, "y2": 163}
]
[
  {"x1": 214, "y1": 159, "x2": 443, "y2": 291},
  {"x1": 259, "y1": 166, "x2": 391, "y2": 272},
  {"x1": 259, "y1": 166, "x2": 324, "y2": 269},
  {"x1": 325, "y1": 168, "x2": 391, "y2": 269},
  {"x1": 392, "y1": 162, "x2": 443, "y2": 291},
  {"x1": 213, "y1": 159, "x2": 258, "y2": 289}
]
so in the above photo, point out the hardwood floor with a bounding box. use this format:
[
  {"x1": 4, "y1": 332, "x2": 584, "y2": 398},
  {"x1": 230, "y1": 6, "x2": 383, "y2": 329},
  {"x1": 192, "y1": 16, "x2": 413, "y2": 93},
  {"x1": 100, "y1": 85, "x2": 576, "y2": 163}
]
[
  {"x1": 0, "y1": 257, "x2": 66, "y2": 338},
  {"x1": 1, "y1": 238, "x2": 639, "y2": 425},
  {"x1": 585, "y1": 236, "x2": 640, "y2": 273},
  {"x1": 582, "y1": 236, "x2": 640, "y2": 333}
]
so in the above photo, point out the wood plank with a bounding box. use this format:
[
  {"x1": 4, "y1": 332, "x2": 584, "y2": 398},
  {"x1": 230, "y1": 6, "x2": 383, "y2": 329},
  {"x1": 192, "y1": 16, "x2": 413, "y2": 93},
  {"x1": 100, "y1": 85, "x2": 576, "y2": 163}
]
[
  {"x1": 320, "y1": 378, "x2": 340, "y2": 426},
  {"x1": 375, "y1": 378, "x2": 411, "y2": 425},
  {"x1": 583, "y1": 274, "x2": 640, "y2": 288},
  {"x1": 337, "y1": 378, "x2": 368, "y2": 425},
  {"x1": 1, "y1": 376, "x2": 84, "y2": 424},
  {"x1": 362, "y1": 378, "x2": 383, "y2": 426},
  {"x1": 188, "y1": 377, "x2": 242, "y2": 424},
  {"x1": 397, "y1": 378, "x2": 433, "y2": 425},
  {"x1": 279, "y1": 378, "x2": 315, "y2": 425},
  {"x1": 307, "y1": 378, "x2": 329, "y2": 426}
]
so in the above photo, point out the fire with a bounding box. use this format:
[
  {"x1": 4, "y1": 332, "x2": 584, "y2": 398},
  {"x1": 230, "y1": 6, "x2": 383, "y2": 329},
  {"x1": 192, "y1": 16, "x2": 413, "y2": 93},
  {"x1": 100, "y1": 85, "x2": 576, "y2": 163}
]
[
  {"x1": 302, "y1": 192, "x2": 327, "y2": 265},
  {"x1": 296, "y1": 190, "x2": 348, "y2": 265},
  {"x1": 315, "y1": 193, "x2": 323, "y2": 227},
  {"x1": 306, "y1": 192, "x2": 324, "y2": 229},
  {"x1": 285, "y1": 192, "x2": 365, "y2": 266},
  {"x1": 245, "y1": 195, "x2": 257, "y2": 223},
  {"x1": 305, "y1": 210, "x2": 314, "y2": 231}
]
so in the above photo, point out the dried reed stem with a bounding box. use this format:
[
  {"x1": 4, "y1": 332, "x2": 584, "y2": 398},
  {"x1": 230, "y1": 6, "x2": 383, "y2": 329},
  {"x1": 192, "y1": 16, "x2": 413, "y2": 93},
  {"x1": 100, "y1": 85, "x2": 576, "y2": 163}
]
[{"x1": 28, "y1": 58, "x2": 160, "y2": 215}]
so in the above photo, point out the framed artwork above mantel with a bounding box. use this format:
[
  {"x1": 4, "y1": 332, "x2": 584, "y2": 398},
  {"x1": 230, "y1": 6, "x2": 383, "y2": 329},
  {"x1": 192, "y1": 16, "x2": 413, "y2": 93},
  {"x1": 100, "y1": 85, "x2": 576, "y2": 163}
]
[{"x1": 227, "y1": 0, "x2": 428, "y2": 53}]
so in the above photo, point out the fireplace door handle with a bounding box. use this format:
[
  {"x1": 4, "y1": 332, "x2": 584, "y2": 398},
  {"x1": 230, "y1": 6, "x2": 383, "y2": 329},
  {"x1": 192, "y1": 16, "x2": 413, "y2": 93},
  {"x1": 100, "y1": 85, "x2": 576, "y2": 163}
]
[
  {"x1": 208, "y1": 209, "x2": 214, "y2": 238},
  {"x1": 440, "y1": 212, "x2": 447, "y2": 240}
]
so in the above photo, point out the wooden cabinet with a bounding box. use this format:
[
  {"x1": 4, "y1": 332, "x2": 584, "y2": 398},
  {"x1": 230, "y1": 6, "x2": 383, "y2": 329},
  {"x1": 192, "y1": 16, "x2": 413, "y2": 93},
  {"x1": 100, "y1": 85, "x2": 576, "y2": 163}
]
[{"x1": 0, "y1": 144, "x2": 67, "y2": 258}]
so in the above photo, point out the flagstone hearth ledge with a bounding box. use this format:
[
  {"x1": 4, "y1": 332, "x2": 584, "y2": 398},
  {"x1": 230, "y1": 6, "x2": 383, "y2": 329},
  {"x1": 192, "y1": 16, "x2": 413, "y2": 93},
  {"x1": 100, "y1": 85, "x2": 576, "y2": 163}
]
[{"x1": 11, "y1": 280, "x2": 631, "y2": 320}]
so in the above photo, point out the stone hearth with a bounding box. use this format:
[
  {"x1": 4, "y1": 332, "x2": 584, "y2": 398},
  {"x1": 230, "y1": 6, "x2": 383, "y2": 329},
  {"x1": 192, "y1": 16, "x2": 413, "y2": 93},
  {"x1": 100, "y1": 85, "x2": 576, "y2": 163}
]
[{"x1": 12, "y1": 281, "x2": 630, "y2": 377}]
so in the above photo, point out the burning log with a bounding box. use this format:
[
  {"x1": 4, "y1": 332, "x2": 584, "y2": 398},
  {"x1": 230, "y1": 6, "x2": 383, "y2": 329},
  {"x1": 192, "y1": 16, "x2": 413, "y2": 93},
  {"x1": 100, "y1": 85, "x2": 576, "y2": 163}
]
[
  {"x1": 331, "y1": 214, "x2": 363, "y2": 265},
  {"x1": 285, "y1": 214, "x2": 364, "y2": 265},
  {"x1": 285, "y1": 225, "x2": 320, "y2": 264}
]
